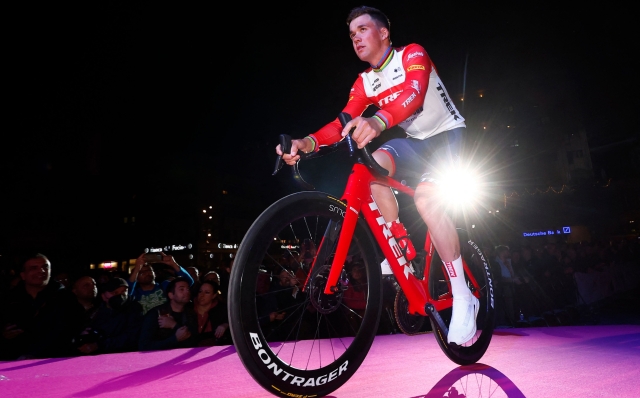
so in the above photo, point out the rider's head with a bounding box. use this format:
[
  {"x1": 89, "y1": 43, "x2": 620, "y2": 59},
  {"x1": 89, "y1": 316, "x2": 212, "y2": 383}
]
[{"x1": 347, "y1": 6, "x2": 391, "y2": 65}]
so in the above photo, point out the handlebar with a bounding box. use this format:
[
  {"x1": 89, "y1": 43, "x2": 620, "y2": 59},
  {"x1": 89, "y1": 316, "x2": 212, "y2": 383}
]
[{"x1": 273, "y1": 112, "x2": 389, "y2": 190}]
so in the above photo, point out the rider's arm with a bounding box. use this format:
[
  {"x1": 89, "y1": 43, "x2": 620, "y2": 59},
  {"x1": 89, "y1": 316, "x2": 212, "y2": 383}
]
[
  {"x1": 308, "y1": 78, "x2": 372, "y2": 149},
  {"x1": 373, "y1": 43, "x2": 431, "y2": 129}
]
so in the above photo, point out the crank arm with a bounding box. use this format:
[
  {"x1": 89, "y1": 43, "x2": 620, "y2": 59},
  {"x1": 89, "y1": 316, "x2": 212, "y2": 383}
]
[{"x1": 425, "y1": 303, "x2": 449, "y2": 337}]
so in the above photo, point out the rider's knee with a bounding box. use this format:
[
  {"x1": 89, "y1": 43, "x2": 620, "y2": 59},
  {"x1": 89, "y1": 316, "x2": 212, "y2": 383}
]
[
  {"x1": 414, "y1": 182, "x2": 438, "y2": 206},
  {"x1": 372, "y1": 150, "x2": 394, "y2": 175}
]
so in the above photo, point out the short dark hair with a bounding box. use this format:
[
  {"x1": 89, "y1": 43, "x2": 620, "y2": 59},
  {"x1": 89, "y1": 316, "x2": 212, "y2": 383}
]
[
  {"x1": 165, "y1": 276, "x2": 190, "y2": 298},
  {"x1": 20, "y1": 252, "x2": 49, "y2": 272},
  {"x1": 346, "y1": 6, "x2": 390, "y2": 31}
]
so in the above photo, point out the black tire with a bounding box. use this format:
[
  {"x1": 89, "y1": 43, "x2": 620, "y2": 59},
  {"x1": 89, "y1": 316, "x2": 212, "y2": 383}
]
[
  {"x1": 228, "y1": 191, "x2": 382, "y2": 397},
  {"x1": 428, "y1": 229, "x2": 496, "y2": 365}
]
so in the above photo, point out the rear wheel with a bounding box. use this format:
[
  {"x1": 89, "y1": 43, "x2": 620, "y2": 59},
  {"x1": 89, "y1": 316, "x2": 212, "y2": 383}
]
[
  {"x1": 228, "y1": 191, "x2": 382, "y2": 397},
  {"x1": 428, "y1": 229, "x2": 496, "y2": 365}
]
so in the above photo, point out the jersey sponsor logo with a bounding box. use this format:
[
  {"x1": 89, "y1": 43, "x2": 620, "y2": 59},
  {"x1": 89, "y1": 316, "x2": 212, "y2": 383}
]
[
  {"x1": 372, "y1": 83, "x2": 381, "y2": 92},
  {"x1": 407, "y1": 65, "x2": 425, "y2": 71},
  {"x1": 402, "y1": 92, "x2": 416, "y2": 108},
  {"x1": 392, "y1": 74, "x2": 404, "y2": 80},
  {"x1": 402, "y1": 106, "x2": 423, "y2": 124},
  {"x1": 372, "y1": 78, "x2": 379, "y2": 85},
  {"x1": 410, "y1": 80, "x2": 421, "y2": 94},
  {"x1": 249, "y1": 332, "x2": 349, "y2": 387},
  {"x1": 378, "y1": 90, "x2": 402, "y2": 107},
  {"x1": 436, "y1": 83, "x2": 461, "y2": 120},
  {"x1": 407, "y1": 51, "x2": 424, "y2": 59}
]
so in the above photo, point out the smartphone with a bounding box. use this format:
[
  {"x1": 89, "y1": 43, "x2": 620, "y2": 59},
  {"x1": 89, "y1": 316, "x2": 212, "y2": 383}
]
[{"x1": 144, "y1": 253, "x2": 163, "y2": 263}]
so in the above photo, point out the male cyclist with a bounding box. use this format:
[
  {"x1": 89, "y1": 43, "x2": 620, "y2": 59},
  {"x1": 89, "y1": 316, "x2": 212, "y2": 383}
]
[{"x1": 276, "y1": 6, "x2": 478, "y2": 345}]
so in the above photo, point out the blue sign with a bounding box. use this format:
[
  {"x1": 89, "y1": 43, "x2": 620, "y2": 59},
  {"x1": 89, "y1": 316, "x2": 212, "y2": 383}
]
[{"x1": 522, "y1": 226, "x2": 571, "y2": 237}]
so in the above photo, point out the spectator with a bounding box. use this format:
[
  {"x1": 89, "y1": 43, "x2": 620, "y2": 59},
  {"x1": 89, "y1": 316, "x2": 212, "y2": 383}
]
[
  {"x1": 138, "y1": 276, "x2": 197, "y2": 351},
  {"x1": 193, "y1": 280, "x2": 230, "y2": 346},
  {"x1": 0, "y1": 253, "x2": 77, "y2": 360},
  {"x1": 494, "y1": 245, "x2": 517, "y2": 326},
  {"x1": 71, "y1": 275, "x2": 99, "y2": 313},
  {"x1": 266, "y1": 267, "x2": 312, "y2": 341},
  {"x1": 69, "y1": 275, "x2": 99, "y2": 349},
  {"x1": 74, "y1": 277, "x2": 144, "y2": 355},
  {"x1": 202, "y1": 270, "x2": 221, "y2": 285},
  {"x1": 186, "y1": 266, "x2": 200, "y2": 283},
  {"x1": 343, "y1": 261, "x2": 368, "y2": 335},
  {"x1": 128, "y1": 252, "x2": 194, "y2": 315},
  {"x1": 218, "y1": 257, "x2": 233, "y2": 298}
]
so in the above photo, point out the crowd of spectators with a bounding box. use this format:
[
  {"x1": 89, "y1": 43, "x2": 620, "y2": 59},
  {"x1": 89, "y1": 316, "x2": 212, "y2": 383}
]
[
  {"x1": 485, "y1": 238, "x2": 640, "y2": 327},
  {"x1": 0, "y1": 252, "x2": 229, "y2": 361},
  {"x1": 1, "y1": 236, "x2": 637, "y2": 361}
]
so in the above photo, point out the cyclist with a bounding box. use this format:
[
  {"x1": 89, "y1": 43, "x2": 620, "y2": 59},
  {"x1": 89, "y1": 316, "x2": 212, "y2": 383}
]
[{"x1": 276, "y1": 6, "x2": 478, "y2": 345}]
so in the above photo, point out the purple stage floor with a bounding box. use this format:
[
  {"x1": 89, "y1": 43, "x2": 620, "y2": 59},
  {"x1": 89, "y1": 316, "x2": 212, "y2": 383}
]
[{"x1": 1, "y1": 325, "x2": 639, "y2": 397}]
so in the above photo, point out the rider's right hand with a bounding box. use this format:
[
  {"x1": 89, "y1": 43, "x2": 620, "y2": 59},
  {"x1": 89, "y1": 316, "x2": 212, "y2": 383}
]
[{"x1": 276, "y1": 138, "x2": 309, "y2": 166}]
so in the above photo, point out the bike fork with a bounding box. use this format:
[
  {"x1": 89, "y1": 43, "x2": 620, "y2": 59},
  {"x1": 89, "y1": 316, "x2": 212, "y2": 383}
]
[{"x1": 323, "y1": 202, "x2": 361, "y2": 295}]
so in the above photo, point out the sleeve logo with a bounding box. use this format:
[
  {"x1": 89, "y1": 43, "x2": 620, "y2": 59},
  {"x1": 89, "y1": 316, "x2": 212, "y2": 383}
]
[
  {"x1": 407, "y1": 51, "x2": 424, "y2": 59},
  {"x1": 407, "y1": 65, "x2": 425, "y2": 71}
]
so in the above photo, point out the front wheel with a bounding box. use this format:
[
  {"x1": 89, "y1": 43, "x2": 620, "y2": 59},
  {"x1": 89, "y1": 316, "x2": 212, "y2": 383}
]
[
  {"x1": 228, "y1": 191, "x2": 382, "y2": 397},
  {"x1": 429, "y1": 229, "x2": 496, "y2": 365}
]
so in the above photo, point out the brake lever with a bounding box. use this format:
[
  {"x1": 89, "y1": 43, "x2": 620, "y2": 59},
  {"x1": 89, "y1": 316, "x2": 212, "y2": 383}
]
[
  {"x1": 337, "y1": 112, "x2": 388, "y2": 176},
  {"x1": 338, "y1": 113, "x2": 356, "y2": 156},
  {"x1": 273, "y1": 134, "x2": 292, "y2": 175}
]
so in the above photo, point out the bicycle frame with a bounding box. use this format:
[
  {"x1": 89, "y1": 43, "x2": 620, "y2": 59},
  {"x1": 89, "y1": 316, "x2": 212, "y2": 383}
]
[{"x1": 319, "y1": 162, "x2": 482, "y2": 317}]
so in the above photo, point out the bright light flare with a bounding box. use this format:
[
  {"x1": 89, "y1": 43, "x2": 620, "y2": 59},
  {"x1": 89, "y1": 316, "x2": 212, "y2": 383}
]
[{"x1": 438, "y1": 166, "x2": 481, "y2": 209}]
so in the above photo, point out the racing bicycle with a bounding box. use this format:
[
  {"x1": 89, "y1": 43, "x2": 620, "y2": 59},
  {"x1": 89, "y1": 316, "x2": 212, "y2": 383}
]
[{"x1": 228, "y1": 113, "x2": 496, "y2": 397}]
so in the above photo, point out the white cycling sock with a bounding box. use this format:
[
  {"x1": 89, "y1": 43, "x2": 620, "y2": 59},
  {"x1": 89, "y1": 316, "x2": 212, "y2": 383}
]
[{"x1": 442, "y1": 255, "x2": 470, "y2": 297}]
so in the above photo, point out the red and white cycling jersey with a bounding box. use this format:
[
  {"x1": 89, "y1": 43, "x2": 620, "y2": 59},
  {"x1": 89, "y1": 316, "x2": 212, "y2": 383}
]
[{"x1": 310, "y1": 43, "x2": 465, "y2": 148}]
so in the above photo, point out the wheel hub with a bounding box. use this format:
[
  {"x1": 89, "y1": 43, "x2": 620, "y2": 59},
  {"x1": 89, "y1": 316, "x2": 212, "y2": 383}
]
[{"x1": 308, "y1": 264, "x2": 347, "y2": 314}]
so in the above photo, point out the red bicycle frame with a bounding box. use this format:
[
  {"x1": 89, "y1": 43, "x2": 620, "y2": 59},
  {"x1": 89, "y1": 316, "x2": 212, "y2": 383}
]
[{"x1": 320, "y1": 162, "x2": 482, "y2": 317}]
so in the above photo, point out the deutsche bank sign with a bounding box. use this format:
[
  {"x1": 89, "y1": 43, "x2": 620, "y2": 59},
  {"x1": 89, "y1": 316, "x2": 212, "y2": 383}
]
[{"x1": 522, "y1": 226, "x2": 571, "y2": 237}]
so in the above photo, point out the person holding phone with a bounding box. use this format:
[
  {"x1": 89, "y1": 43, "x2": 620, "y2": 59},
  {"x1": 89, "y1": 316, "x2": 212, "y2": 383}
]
[{"x1": 127, "y1": 252, "x2": 194, "y2": 315}]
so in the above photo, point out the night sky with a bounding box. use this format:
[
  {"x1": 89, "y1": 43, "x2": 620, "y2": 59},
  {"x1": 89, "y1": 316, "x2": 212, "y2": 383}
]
[{"x1": 2, "y1": 2, "x2": 638, "y2": 265}]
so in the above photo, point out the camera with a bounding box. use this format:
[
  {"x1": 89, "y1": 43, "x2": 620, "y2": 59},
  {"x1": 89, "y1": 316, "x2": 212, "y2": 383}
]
[
  {"x1": 72, "y1": 329, "x2": 102, "y2": 347},
  {"x1": 144, "y1": 253, "x2": 163, "y2": 263}
]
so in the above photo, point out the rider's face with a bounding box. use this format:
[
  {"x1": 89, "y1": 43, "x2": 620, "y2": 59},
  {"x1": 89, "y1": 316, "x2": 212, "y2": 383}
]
[{"x1": 349, "y1": 14, "x2": 388, "y2": 65}]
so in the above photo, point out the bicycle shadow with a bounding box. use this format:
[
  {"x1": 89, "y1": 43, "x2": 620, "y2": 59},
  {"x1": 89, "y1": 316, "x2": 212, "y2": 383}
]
[
  {"x1": 0, "y1": 356, "x2": 71, "y2": 372},
  {"x1": 70, "y1": 345, "x2": 237, "y2": 397},
  {"x1": 414, "y1": 363, "x2": 526, "y2": 398}
]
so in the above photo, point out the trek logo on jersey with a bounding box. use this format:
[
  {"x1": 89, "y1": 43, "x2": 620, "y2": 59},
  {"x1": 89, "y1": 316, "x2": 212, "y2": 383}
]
[
  {"x1": 378, "y1": 91, "x2": 402, "y2": 107},
  {"x1": 407, "y1": 51, "x2": 424, "y2": 59},
  {"x1": 410, "y1": 80, "x2": 421, "y2": 94},
  {"x1": 402, "y1": 92, "x2": 416, "y2": 108},
  {"x1": 407, "y1": 65, "x2": 425, "y2": 71},
  {"x1": 436, "y1": 83, "x2": 461, "y2": 120}
]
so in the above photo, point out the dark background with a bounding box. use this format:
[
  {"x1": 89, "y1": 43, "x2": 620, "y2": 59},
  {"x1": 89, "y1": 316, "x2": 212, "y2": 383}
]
[{"x1": 2, "y1": 2, "x2": 638, "y2": 272}]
